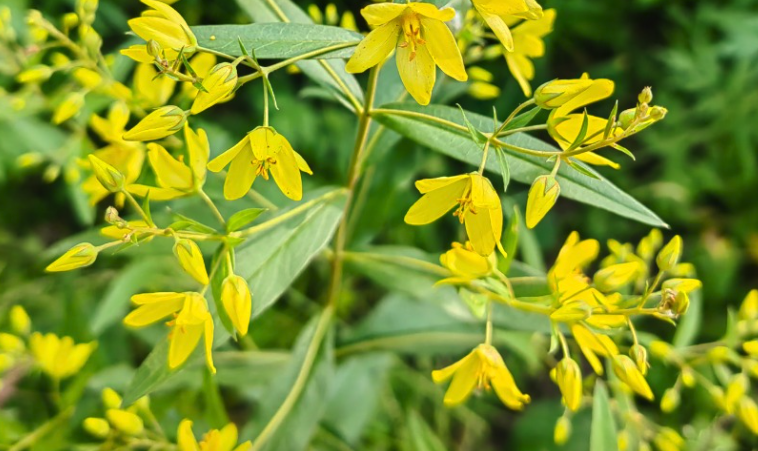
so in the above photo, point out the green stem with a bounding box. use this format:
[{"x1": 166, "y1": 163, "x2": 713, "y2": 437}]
[
  {"x1": 122, "y1": 190, "x2": 154, "y2": 227},
  {"x1": 9, "y1": 407, "x2": 73, "y2": 451},
  {"x1": 498, "y1": 124, "x2": 548, "y2": 136},
  {"x1": 485, "y1": 302, "x2": 493, "y2": 345},
  {"x1": 197, "y1": 189, "x2": 225, "y2": 226},
  {"x1": 495, "y1": 99, "x2": 536, "y2": 135}
]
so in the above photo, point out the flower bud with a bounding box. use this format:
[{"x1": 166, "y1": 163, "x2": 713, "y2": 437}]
[
  {"x1": 738, "y1": 397, "x2": 758, "y2": 435},
  {"x1": 739, "y1": 290, "x2": 758, "y2": 321},
  {"x1": 106, "y1": 409, "x2": 144, "y2": 436},
  {"x1": 681, "y1": 367, "x2": 696, "y2": 388},
  {"x1": 0, "y1": 333, "x2": 24, "y2": 353},
  {"x1": 593, "y1": 262, "x2": 640, "y2": 292},
  {"x1": 526, "y1": 175, "x2": 560, "y2": 229},
  {"x1": 190, "y1": 63, "x2": 238, "y2": 114},
  {"x1": 638, "y1": 87, "x2": 653, "y2": 105},
  {"x1": 468, "y1": 82, "x2": 500, "y2": 100},
  {"x1": 73, "y1": 68, "x2": 102, "y2": 89},
  {"x1": 104, "y1": 207, "x2": 121, "y2": 225},
  {"x1": 629, "y1": 344, "x2": 649, "y2": 376},
  {"x1": 725, "y1": 373, "x2": 749, "y2": 414},
  {"x1": 221, "y1": 275, "x2": 252, "y2": 337},
  {"x1": 745, "y1": 341, "x2": 758, "y2": 356},
  {"x1": 46, "y1": 243, "x2": 98, "y2": 272},
  {"x1": 550, "y1": 302, "x2": 591, "y2": 323},
  {"x1": 535, "y1": 78, "x2": 593, "y2": 109},
  {"x1": 708, "y1": 386, "x2": 726, "y2": 410},
  {"x1": 102, "y1": 387, "x2": 122, "y2": 409},
  {"x1": 649, "y1": 340, "x2": 673, "y2": 360},
  {"x1": 617, "y1": 430, "x2": 630, "y2": 451},
  {"x1": 656, "y1": 235, "x2": 682, "y2": 271},
  {"x1": 707, "y1": 346, "x2": 731, "y2": 363},
  {"x1": 76, "y1": 0, "x2": 98, "y2": 24},
  {"x1": 612, "y1": 355, "x2": 654, "y2": 400},
  {"x1": 653, "y1": 427, "x2": 684, "y2": 451},
  {"x1": 649, "y1": 106, "x2": 667, "y2": 121},
  {"x1": 88, "y1": 154, "x2": 125, "y2": 192},
  {"x1": 554, "y1": 358, "x2": 582, "y2": 411},
  {"x1": 636, "y1": 229, "x2": 662, "y2": 261},
  {"x1": 123, "y1": 105, "x2": 187, "y2": 142},
  {"x1": 554, "y1": 416, "x2": 572, "y2": 446},
  {"x1": 146, "y1": 39, "x2": 162, "y2": 58},
  {"x1": 173, "y1": 239, "x2": 209, "y2": 285},
  {"x1": 660, "y1": 387, "x2": 680, "y2": 413},
  {"x1": 16, "y1": 65, "x2": 53, "y2": 84},
  {"x1": 62, "y1": 12, "x2": 79, "y2": 31},
  {"x1": 53, "y1": 92, "x2": 85, "y2": 124},
  {"x1": 9, "y1": 306, "x2": 31, "y2": 336},
  {"x1": 672, "y1": 290, "x2": 689, "y2": 316},
  {"x1": 618, "y1": 109, "x2": 636, "y2": 130},
  {"x1": 83, "y1": 417, "x2": 110, "y2": 438}
]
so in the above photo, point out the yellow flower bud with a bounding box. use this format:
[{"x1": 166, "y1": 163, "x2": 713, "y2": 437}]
[
  {"x1": 747, "y1": 361, "x2": 758, "y2": 379},
  {"x1": 660, "y1": 387, "x2": 679, "y2": 413},
  {"x1": 638, "y1": 86, "x2": 653, "y2": 105},
  {"x1": 134, "y1": 396, "x2": 151, "y2": 412},
  {"x1": 739, "y1": 290, "x2": 758, "y2": 321},
  {"x1": 16, "y1": 65, "x2": 53, "y2": 84},
  {"x1": 221, "y1": 275, "x2": 252, "y2": 337},
  {"x1": 617, "y1": 430, "x2": 630, "y2": 451},
  {"x1": 102, "y1": 387, "x2": 122, "y2": 409},
  {"x1": 526, "y1": 175, "x2": 560, "y2": 229},
  {"x1": 535, "y1": 78, "x2": 594, "y2": 109},
  {"x1": 173, "y1": 239, "x2": 209, "y2": 285},
  {"x1": 656, "y1": 235, "x2": 682, "y2": 271},
  {"x1": 745, "y1": 341, "x2": 758, "y2": 356},
  {"x1": 612, "y1": 355, "x2": 654, "y2": 400},
  {"x1": 649, "y1": 106, "x2": 667, "y2": 121},
  {"x1": 554, "y1": 358, "x2": 582, "y2": 411},
  {"x1": 190, "y1": 63, "x2": 237, "y2": 115},
  {"x1": 123, "y1": 105, "x2": 187, "y2": 142},
  {"x1": 9, "y1": 306, "x2": 31, "y2": 336},
  {"x1": 662, "y1": 278, "x2": 702, "y2": 294},
  {"x1": 88, "y1": 154, "x2": 125, "y2": 192},
  {"x1": 62, "y1": 12, "x2": 79, "y2": 30},
  {"x1": 468, "y1": 81, "x2": 501, "y2": 100},
  {"x1": 681, "y1": 367, "x2": 696, "y2": 388},
  {"x1": 106, "y1": 409, "x2": 144, "y2": 436},
  {"x1": 629, "y1": 344, "x2": 649, "y2": 376},
  {"x1": 550, "y1": 302, "x2": 591, "y2": 323},
  {"x1": 636, "y1": 228, "x2": 663, "y2": 261},
  {"x1": 554, "y1": 416, "x2": 571, "y2": 446},
  {"x1": 83, "y1": 417, "x2": 110, "y2": 438},
  {"x1": 672, "y1": 290, "x2": 689, "y2": 316},
  {"x1": 0, "y1": 333, "x2": 24, "y2": 353},
  {"x1": 76, "y1": 0, "x2": 99, "y2": 24},
  {"x1": 593, "y1": 262, "x2": 640, "y2": 292},
  {"x1": 653, "y1": 427, "x2": 684, "y2": 451},
  {"x1": 146, "y1": 39, "x2": 162, "y2": 58},
  {"x1": 46, "y1": 243, "x2": 98, "y2": 272},
  {"x1": 738, "y1": 397, "x2": 758, "y2": 435},
  {"x1": 439, "y1": 242, "x2": 493, "y2": 281},
  {"x1": 53, "y1": 92, "x2": 85, "y2": 124},
  {"x1": 725, "y1": 373, "x2": 749, "y2": 414},
  {"x1": 73, "y1": 68, "x2": 102, "y2": 89},
  {"x1": 649, "y1": 340, "x2": 673, "y2": 360}
]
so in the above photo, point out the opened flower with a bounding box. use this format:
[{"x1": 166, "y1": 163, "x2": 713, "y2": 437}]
[
  {"x1": 504, "y1": 9, "x2": 555, "y2": 97},
  {"x1": 128, "y1": 0, "x2": 197, "y2": 55},
  {"x1": 432, "y1": 344, "x2": 530, "y2": 409},
  {"x1": 405, "y1": 173, "x2": 502, "y2": 256},
  {"x1": 207, "y1": 127, "x2": 312, "y2": 201},
  {"x1": 29, "y1": 332, "x2": 96, "y2": 379},
  {"x1": 345, "y1": 2, "x2": 467, "y2": 105},
  {"x1": 471, "y1": 0, "x2": 543, "y2": 51},
  {"x1": 439, "y1": 241, "x2": 494, "y2": 284},
  {"x1": 177, "y1": 419, "x2": 252, "y2": 451}
]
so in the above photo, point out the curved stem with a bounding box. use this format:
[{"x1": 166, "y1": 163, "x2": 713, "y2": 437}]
[
  {"x1": 197, "y1": 189, "x2": 225, "y2": 226},
  {"x1": 8, "y1": 407, "x2": 74, "y2": 451}
]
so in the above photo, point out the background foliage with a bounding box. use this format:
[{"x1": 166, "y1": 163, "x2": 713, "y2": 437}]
[{"x1": 0, "y1": 0, "x2": 757, "y2": 449}]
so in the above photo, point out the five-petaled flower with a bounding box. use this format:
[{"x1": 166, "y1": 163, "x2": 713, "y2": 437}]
[
  {"x1": 346, "y1": 2, "x2": 467, "y2": 105},
  {"x1": 471, "y1": 0, "x2": 543, "y2": 52}
]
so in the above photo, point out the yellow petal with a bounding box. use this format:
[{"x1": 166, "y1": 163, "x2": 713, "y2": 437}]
[
  {"x1": 268, "y1": 134, "x2": 303, "y2": 201},
  {"x1": 178, "y1": 420, "x2": 200, "y2": 451},
  {"x1": 420, "y1": 18, "x2": 467, "y2": 82},
  {"x1": 293, "y1": 150, "x2": 313, "y2": 175},
  {"x1": 127, "y1": 184, "x2": 186, "y2": 200},
  {"x1": 408, "y1": 4, "x2": 455, "y2": 22},
  {"x1": 169, "y1": 320, "x2": 204, "y2": 369},
  {"x1": 124, "y1": 294, "x2": 185, "y2": 327},
  {"x1": 345, "y1": 21, "x2": 401, "y2": 74},
  {"x1": 405, "y1": 176, "x2": 469, "y2": 225},
  {"x1": 217, "y1": 423, "x2": 239, "y2": 451},
  {"x1": 224, "y1": 147, "x2": 258, "y2": 201},
  {"x1": 481, "y1": 11, "x2": 514, "y2": 52},
  {"x1": 465, "y1": 206, "x2": 502, "y2": 256},
  {"x1": 360, "y1": 3, "x2": 406, "y2": 27},
  {"x1": 491, "y1": 370, "x2": 530, "y2": 410},
  {"x1": 204, "y1": 316, "x2": 215, "y2": 373},
  {"x1": 574, "y1": 152, "x2": 620, "y2": 169},
  {"x1": 442, "y1": 352, "x2": 480, "y2": 406},
  {"x1": 414, "y1": 174, "x2": 469, "y2": 194},
  {"x1": 147, "y1": 143, "x2": 193, "y2": 190},
  {"x1": 132, "y1": 292, "x2": 186, "y2": 305},
  {"x1": 185, "y1": 124, "x2": 210, "y2": 182},
  {"x1": 505, "y1": 53, "x2": 534, "y2": 97},
  {"x1": 222, "y1": 275, "x2": 252, "y2": 337},
  {"x1": 207, "y1": 135, "x2": 249, "y2": 173},
  {"x1": 173, "y1": 239, "x2": 209, "y2": 285},
  {"x1": 554, "y1": 78, "x2": 615, "y2": 118},
  {"x1": 431, "y1": 355, "x2": 468, "y2": 383},
  {"x1": 120, "y1": 45, "x2": 154, "y2": 63},
  {"x1": 396, "y1": 43, "x2": 435, "y2": 105}
]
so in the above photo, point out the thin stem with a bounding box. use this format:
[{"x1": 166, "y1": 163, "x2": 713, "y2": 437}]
[
  {"x1": 485, "y1": 302, "x2": 493, "y2": 345},
  {"x1": 122, "y1": 190, "x2": 154, "y2": 226},
  {"x1": 495, "y1": 99, "x2": 536, "y2": 135},
  {"x1": 9, "y1": 407, "x2": 73, "y2": 451},
  {"x1": 498, "y1": 124, "x2": 548, "y2": 137},
  {"x1": 557, "y1": 329, "x2": 571, "y2": 358},
  {"x1": 262, "y1": 78, "x2": 270, "y2": 127},
  {"x1": 478, "y1": 140, "x2": 491, "y2": 174},
  {"x1": 370, "y1": 108, "x2": 470, "y2": 134},
  {"x1": 197, "y1": 189, "x2": 225, "y2": 226}
]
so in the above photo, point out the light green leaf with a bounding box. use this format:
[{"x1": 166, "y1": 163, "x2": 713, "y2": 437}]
[
  {"x1": 226, "y1": 208, "x2": 267, "y2": 233},
  {"x1": 495, "y1": 146, "x2": 511, "y2": 192},
  {"x1": 502, "y1": 106, "x2": 542, "y2": 132},
  {"x1": 406, "y1": 410, "x2": 446, "y2": 451},
  {"x1": 590, "y1": 381, "x2": 619, "y2": 451},
  {"x1": 373, "y1": 103, "x2": 668, "y2": 228},
  {"x1": 192, "y1": 24, "x2": 361, "y2": 59}
]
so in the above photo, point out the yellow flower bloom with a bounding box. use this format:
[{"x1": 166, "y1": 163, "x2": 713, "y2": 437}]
[
  {"x1": 134, "y1": 63, "x2": 176, "y2": 109},
  {"x1": 46, "y1": 242, "x2": 98, "y2": 272},
  {"x1": 52, "y1": 92, "x2": 85, "y2": 124},
  {"x1": 123, "y1": 105, "x2": 187, "y2": 142},
  {"x1": 593, "y1": 261, "x2": 642, "y2": 292},
  {"x1": 553, "y1": 357, "x2": 582, "y2": 411},
  {"x1": 572, "y1": 323, "x2": 618, "y2": 375},
  {"x1": 182, "y1": 52, "x2": 218, "y2": 97},
  {"x1": 738, "y1": 397, "x2": 758, "y2": 435},
  {"x1": 178, "y1": 419, "x2": 252, "y2": 451},
  {"x1": 173, "y1": 239, "x2": 209, "y2": 285},
  {"x1": 439, "y1": 241, "x2": 494, "y2": 284},
  {"x1": 739, "y1": 290, "x2": 758, "y2": 321},
  {"x1": 534, "y1": 78, "x2": 595, "y2": 109},
  {"x1": 525, "y1": 174, "x2": 560, "y2": 229},
  {"x1": 432, "y1": 344, "x2": 530, "y2": 409},
  {"x1": 124, "y1": 292, "x2": 216, "y2": 372},
  {"x1": 106, "y1": 409, "x2": 144, "y2": 436},
  {"x1": 345, "y1": 2, "x2": 467, "y2": 105},
  {"x1": 471, "y1": 0, "x2": 543, "y2": 51},
  {"x1": 405, "y1": 174, "x2": 502, "y2": 256},
  {"x1": 0, "y1": 333, "x2": 24, "y2": 353},
  {"x1": 191, "y1": 63, "x2": 237, "y2": 115},
  {"x1": 88, "y1": 154, "x2": 125, "y2": 192},
  {"x1": 221, "y1": 275, "x2": 252, "y2": 337},
  {"x1": 504, "y1": 9, "x2": 555, "y2": 97},
  {"x1": 128, "y1": 0, "x2": 197, "y2": 53},
  {"x1": 120, "y1": 44, "x2": 154, "y2": 63},
  {"x1": 29, "y1": 332, "x2": 96, "y2": 379},
  {"x1": 612, "y1": 355, "x2": 653, "y2": 400},
  {"x1": 207, "y1": 127, "x2": 312, "y2": 201},
  {"x1": 81, "y1": 144, "x2": 145, "y2": 206}
]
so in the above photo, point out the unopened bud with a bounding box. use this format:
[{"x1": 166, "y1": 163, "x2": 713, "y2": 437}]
[
  {"x1": 173, "y1": 239, "x2": 209, "y2": 285},
  {"x1": 649, "y1": 106, "x2": 667, "y2": 120},
  {"x1": 146, "y1": 39, "x2": 161, "y2": 58},
  {"x1": 46, "y1": 243, "x2": 98, "y2": 272},
  {"x1": 550, "y1": 302, "x2": 591, "y2": 323},
  {"x1": 673, "y1": 290, "x2": 690, "y2": 316},
  {"x1": 653, "y1": 427, "x2": 684, "y2": 451},
  {"x1": 554, "y1": 416, "x2": 572, "y2": 446},
  {"x1": 638, "y1": 87, "x2": 653, "y2": 105},
  {"x1": 9, "y1": 305, "x2": 31, "y2": 335},
  {"x1": 661, "y1": 387, "x2": 680, "y2": 413},
  {"x1": 707, "y1": 346, "x2": 731, "y2": 363},
  {"x1": 617, "y1": 430, "x2": 630, "y2": 451},
  {"x1": 123, "y1": 105, "x2": 187, "y2": 142},
  {"x1": 650, "y1": 340, "x2": 673, "y2": 360},
  {"x1": 88, "y1": 154, "x2": 124, "y2": 192},
  {"x1": 738, "y1": 397, "x2": 758, "y2": 435},
  {"x1": 681, "y1": 367, "x2": 697, "y2": 388},
  {"x1": 656, "y1": 235, "x2": 682, "y2": 271},
  {"x1": 16, "y1": 65, "x2": 53, "y2": 84},
  {"x1": 83, "y1": 417, "x2": 110, "y2": 438},
  {"x1": 618, "y1": 108, "x2": 636, "y2": 130},
  {"x1": 106, "y1": 409, "x2": 143, "y2": 436},
  {"x1": 526, "y1": 175, "x2": 560, "y2": 229},
  {"x1": 739, "y1": 290, "x2": 758, "y2": 321},
  {"x1": 102, "y1": 387, "x2": 122, "y2": 409},
  {"x1": 104, "y1": 207, "x2": 120, "y2": 225},
  {"x1": 629, "y1": 344, "x2": 649, "y2": 375}
]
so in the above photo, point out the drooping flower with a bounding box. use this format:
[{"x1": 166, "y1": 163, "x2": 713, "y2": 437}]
[
  {"x1": 345, "y1": 2, "x2": 467, "y2": 105},
  {"x1": 46, "y1": 243, "x2": 99, "y2": 272},
  {"x1": 123, "y1": 105, "x2": 187, "y2": 142},
  {"x1": 173, "y1": 239, "x2": 209, "y2": 285},
  {"x1": 612, "y1": 355, "x2": 654, "y2": 400},
  {"x1": 221, "y1": 275, "x2": 252, "y2": 337},
  {"x1": 470, "y1": 0, "x2": 543, "y2": 51},
  {"x1": 128, "y1": 0, "x2": 197, "y2": 55},
  {"x1": 439, "y1": 241, "x2": 494, "y2": 284},
  {"x1": 177, "y1": 419, "x2": 252, "y2": 451},
  {"x1": 504, "y1": 9, "x2": 555, "y2": 97},
  {"x1": 405, "y1": 174, "x2": 502, "y2": 256},
  {"x1": 525, "y1": 174, "x2": 560, "y2": 229},
  {"x1": 191, "y1": 63, "x2": 238, "y2": 114},
  {"x1": 29, "y1": 332, "x2": 97, "y2": 379},
  {"x1": 207, "y1": 127, "x2": 312, "y2": 201},
  {"x1": 432, "y1": 344, "x2": 530, "y2": 409},
  {"x1": 552, "y1": 358, "x2": 582, "y2": 411}
]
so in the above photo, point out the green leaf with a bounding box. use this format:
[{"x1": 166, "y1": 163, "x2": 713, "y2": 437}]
[
  {"x1": 169, "y1": 212, "x2": 218, "y2": 234},
  {"x1": 406, "y1": 410, "x2": 447, "y2": 451},
  {"x1": 210, "y1": 246, "x2": 236, "y2": 337},
  {"x1": 566, "y1": 158, "x2": 601, "y2": 179},
  {"x1": 192, "y1": 24, "x2": 361, "y2": 60},
  {"x1": 495, "y1": 146, "x2": 511, "y2": 192},
  {"x1": 203, "y1": 367, "x2": 230, "y2": 428},
  {"x1": 236, "y1": 0, "x2": 364, "y2": 111},
  {"x1": 372, "y1": 103, "x2": 668, "y2": 228},
  {"x1": 567, "y1": 109, "x2": 590, "y2": 151},
  {"x1": 604, "y1": 100, "x2": 618, "y2": 139},
  {"x1": 235, "y1": 188, "x2": 347, "y2": 318},
  {"x1": 457, "y1": 104, "x2": 488, "y2": 148},
  {"x1": 590, "y1": 381, "x2": 619, "y2": 451},
  {"x1": 226, "y1": 208, "x2": 267, "y2": 233},
  {"x1": 499, "y1": 206, "x2": 520, "y2": 275},
  {"x1": 502, "y1": 106, "x2": 542, "y2": 132}
]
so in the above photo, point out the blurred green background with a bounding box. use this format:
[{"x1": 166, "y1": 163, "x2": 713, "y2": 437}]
[{"x1": 1, "y1": 0, "x2": 757, "y2": 449}]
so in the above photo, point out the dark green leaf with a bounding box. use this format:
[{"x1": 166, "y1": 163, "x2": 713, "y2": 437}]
[
  {"x1": 502, "y1": 106, "x2": 542, "y2": 132},
  {"x1": 457, "y1": 104, "x2": 488, "y2": 148}
]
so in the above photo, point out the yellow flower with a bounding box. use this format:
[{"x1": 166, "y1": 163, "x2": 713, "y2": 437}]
[
  {"x1": 221, "y1": 275, "x2": 252, "y2": 337},
  {"x1": 652, "y1": 428, "x2": 685, "y2": 451},
  {"x1": 572, "y1": 324, "x2": 618, "y2": 375},
  {"x1": 9, "y1": 306, "x2": 31, "y2": 336},
  {"x1": 345, "y1": 2, "x2": 467, "y2": 105},
  {"x1": 124, "y1": 292, "x2": 216, "y2": 372},
  {"x1": 432, "y1": 344, "x2": 530, "y2": 409},
  {"x1": 547, "y1": 74, "x2": 619, "y2": 169},
  {"x1": 123, "y1": 105, "x2": 187, "y2": 142},
  {"x1": 207, "y1": 127, "x2": 312, "y2": 201},
  {"x1": 553, "y1": 358, "x2": 582, "y2": 411},
  {"x1": 101, "y1": 219, "x2": 152, "y2": 241},
  {"x1": 83, "y1": 417, "x2": 111, "y2": 438},
  {"x1": 554, "y1": 417, "x2": 571, "y2": 446},
  {"x1": 182, "y1": 52, "x2": 218, "y2": 97},
  {"x1": 191, "y1": 63, "x2": 238, "y2": 114},
  {"x1": 29, "y1": 332, "x2": 96, "y2": 379},
  {"x1": 46, "y1": 243, "x2": 98, "y2": 272},
  {"x1": 739, "y1": 290, "x2": 758, "y2": 321},
  {"x1": 405, "y1": 174, "x2": 502, "y2": 256},
  {"x1": 525, "y1": 174, "x2": 559, "y2": 229},
  {"x1": 738, "y1": 397, "x2": 758, "y2": 435},
  {"x1": 73, "y1": 67, "x2": 102, "y2": 89},
  {"x1": 470, "y1": 0, "x2": 543, "y2": 51},
  {"x1": 173, "y1": 239, "x2": 209, "y2": 285},
  {"x1": 120, "y1": 44, "x2": 154, "y2": 63},
  {"x1": 656, "y1": 235, "x2": 682, "y2": 271},
  {"x1": 134, "y1": 63, "x2": 176, "y2": 109},
  {"x1": 593, "y1": 262, "x2": 642, "y2": 292},
  {"x1": 52, "y1": 92, "x2": 85, "y2": 124},
  {"x1": 128, "y1": 0, "x2": 197, "y2": 53},
  {"x1": 0, "y1": 333, "x2": 24, "y2": 353},
  {"x1": 88, "y1": 154, "x2": 125, "y2": 192},
  {"x1": 439, "y1": 241, "x2": 494, "y2": 284},
  {"x1": 16, "y1": 65, "x2": 53, "y2": 84},
  {"x1": 178, "y1": 419, "x2": 252, "y2": 451},
  {"x1": 81, "y1": 144, "x2": 145, "y2": 206},
  {"x1": 106, "y1": 409, "x2": 144, "y2": 436},
  {"x1": 534, "y1": 78, "x2": 595, "y2": 109},
  {"x1": 102, "y1": 387, "x2": 123, "y2": 409},
  {"x1": 504, "y1": 9, "x2": 555, "y2": 97},
  {"x1": 612, "y1": 355, "x2": 653, "y2": 400}
]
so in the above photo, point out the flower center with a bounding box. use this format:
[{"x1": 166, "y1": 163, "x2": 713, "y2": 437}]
[
  {"x1": 252, "y1": 157, "x2": 278, "y2": 180},
  {"x1": 399, "y1": 13, "x2": 425, "y2": 61},
  {"x1": 452, "y1": 187, "x2": 476, "y2": 223}
]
